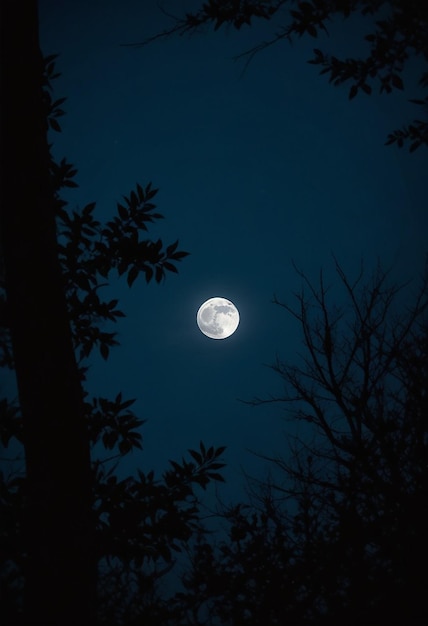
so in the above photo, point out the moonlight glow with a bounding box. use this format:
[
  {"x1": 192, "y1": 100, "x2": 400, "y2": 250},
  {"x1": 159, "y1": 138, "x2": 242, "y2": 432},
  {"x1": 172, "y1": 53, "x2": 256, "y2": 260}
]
[{"x1": 197, "y1": 297, "x2": 240, "y2": 339}]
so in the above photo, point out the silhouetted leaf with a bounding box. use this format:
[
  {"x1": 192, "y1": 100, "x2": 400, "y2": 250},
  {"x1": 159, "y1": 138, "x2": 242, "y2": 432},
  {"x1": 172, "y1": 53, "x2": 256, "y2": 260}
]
[
  {"x1": 130, "y1": 191, "x2": 138, "y2": 207},
  {"x1": 49, "y1": 117, "x2": 61, "y2": 132},
  {"x1": 127, "y1": 266, "x2": 138, "y2": 287},
  {"x1": 166, "y1": 240, "x2": 179, "y2": 256},
  {"x1": 172, "y1": 251, "x2": 190, "y2": 260},
  {"x1": 136, "y1": 183, "x2": 144, "y2": 202},
  {"x1": 145, "y1": 184, "x2": 158, "y2": 200},
  {"x1": 119, "y1": 398, "x2": 136, "y2": 410},
  {"x1": 169, "y1": 460, "x2": 181, "y2": 472},
  {"x1": 144, "y1": 266, "x2": 153, "y2": 283},
  {"x1": 102, "y1": 431, "x2": 117, "y2": 449},
  {"x1": 119, "y1": 440, "x2": 132, "y2": 455},
  {"x1": 349, "y1": 85, "x2": 358, "y2": 99},
  {"x1": 52, "y1": 96, "x2": 66, "y2": 108},
  {"x1": 155, "y1": 266, "x2": 163, "y2": 283},
  {"x1": 163, "y1": 261, "x2": 178, "y2": 273},
  {"x1": 410, "y1": 141, "x2": 421, "y2": 152},
  {"x1": 117, "y1": 203, "x2": 128, "y2": 219},
  {"x1": 189, "y1": 449, "x2": 203, "y2": 464},
  {"x1": 63, "y1": 179, "x2": 78, "y2": 188}
]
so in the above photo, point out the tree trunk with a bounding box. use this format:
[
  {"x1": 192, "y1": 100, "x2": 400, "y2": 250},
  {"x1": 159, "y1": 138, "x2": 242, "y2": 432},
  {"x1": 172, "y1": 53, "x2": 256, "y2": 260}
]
[{"x1": 0, "y1": 2, "x2": 96, "y2": 624}]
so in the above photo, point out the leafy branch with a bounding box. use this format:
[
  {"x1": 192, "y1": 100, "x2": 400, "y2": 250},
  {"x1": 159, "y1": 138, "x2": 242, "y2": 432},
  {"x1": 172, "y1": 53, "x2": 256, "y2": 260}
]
[{"x1": 132, "y1": 0, "x2": 428, "y2": 151}]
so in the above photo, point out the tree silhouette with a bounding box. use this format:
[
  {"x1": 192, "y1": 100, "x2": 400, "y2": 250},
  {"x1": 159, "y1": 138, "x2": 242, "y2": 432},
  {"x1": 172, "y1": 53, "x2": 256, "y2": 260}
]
[
  {"x1": 1, "y1": 2, "x2": 96, "y2": 623},
  {"x1": 172, "y1": 260, "x2": 428, "y2": 625},
  {"x1": 0, "y1": 3, "x2": 225, "y2": 625},
  {"x1": 135, "y1": 0, "x2": 428, "y2": 151}
]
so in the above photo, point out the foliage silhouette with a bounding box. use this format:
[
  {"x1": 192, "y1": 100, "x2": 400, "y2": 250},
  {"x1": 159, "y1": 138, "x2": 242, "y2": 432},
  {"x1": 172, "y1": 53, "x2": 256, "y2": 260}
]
[
  {"x1": 0, "y1": 35, "x2": 225, "y2": 626},
  {"x1": 134, "y1": 0, "x2": 428, "y2": 151},
  {"x1": 166, "y1": 260, "x2": 428, "y2": 625}
]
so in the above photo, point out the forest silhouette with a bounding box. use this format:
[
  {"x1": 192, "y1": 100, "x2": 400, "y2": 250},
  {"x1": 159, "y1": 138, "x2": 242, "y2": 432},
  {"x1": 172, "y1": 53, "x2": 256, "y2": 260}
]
[{"x1": 1, "y1": 1, "x2": 427, "y2": 625}]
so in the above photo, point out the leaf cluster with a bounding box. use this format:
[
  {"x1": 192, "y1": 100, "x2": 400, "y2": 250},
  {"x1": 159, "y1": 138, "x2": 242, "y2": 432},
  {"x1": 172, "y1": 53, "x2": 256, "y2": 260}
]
[
  {"x1": 42, "y1": 54, "x2": 65, "y2": 133},
  {"x1": 86, "y1": 392, "x2": 144, "y2": 457},
  {"x1": 174, "y1": 504, "x2": 300, "y2": 626},
  {"x1": 384, "y1": 98, "x2": 428, "y2": 150},
  {"x1": 141, "y1": 0, "x2": 428, "y2": 151},
  {"x1": 166, "y1": 440, "x2": 226, "y2": 491},
  {"x1": 55, "y1": 177, "x2": 188, "y2": 363},
  {"x1": 94, "y1": 441, "x2": 226, "y2": 567},
  {"x1": 93, "y1": 442, "x2": 226, "y2": 625},
  {"x1": 200, "y1": 0, "x2": 278, "y2": 30}
]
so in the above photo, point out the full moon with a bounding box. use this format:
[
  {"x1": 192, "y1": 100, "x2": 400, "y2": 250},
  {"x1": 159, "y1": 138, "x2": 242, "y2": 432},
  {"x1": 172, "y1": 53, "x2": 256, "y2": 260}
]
[{"x1": 196, "y1": 297, "x2": 240, "y2": 340}]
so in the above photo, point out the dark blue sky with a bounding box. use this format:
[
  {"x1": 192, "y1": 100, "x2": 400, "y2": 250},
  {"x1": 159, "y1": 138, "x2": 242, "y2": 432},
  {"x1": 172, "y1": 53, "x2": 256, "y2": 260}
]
[{"x1": 37, "y1": 0, "x2": 427, "y2": 504}]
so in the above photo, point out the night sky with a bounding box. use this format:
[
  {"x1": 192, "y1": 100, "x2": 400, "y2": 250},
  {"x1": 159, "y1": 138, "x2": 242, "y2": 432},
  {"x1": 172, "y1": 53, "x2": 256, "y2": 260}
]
[{"x1": 37, "y1": 0, "x2": 427, "y2": 505}]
